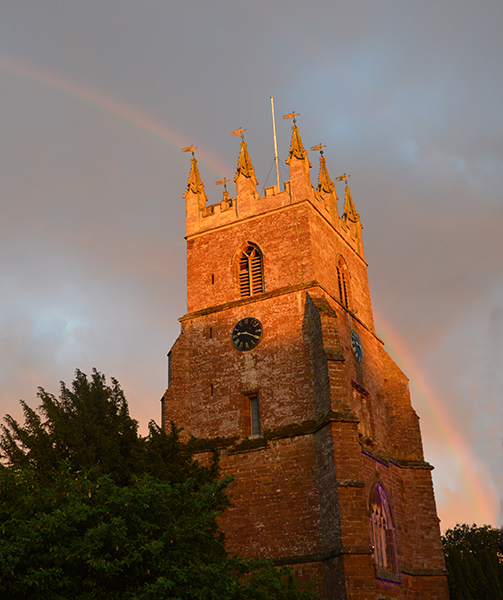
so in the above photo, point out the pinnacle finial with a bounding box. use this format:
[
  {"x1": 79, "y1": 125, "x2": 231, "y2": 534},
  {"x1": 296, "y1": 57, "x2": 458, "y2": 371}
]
[
  {"x1": 216, "y1": 177, "x2": 231, "y2": 201},
  {"x1": 336, "y1": 174, "x2": 359, "y2": 221},
  {"x1": 183, "y1": 151, "x2": 205, "y2": 198},
  {"x1": 316, "y1": 154, "x2": 335, "y2": 194},
  {"x1": 233, "y1": 132, "x2": 258, "y2": 184},
  {"x1": 342, "y1": 185, "x2": 359, "y2": 223},
  {"x1": 286, "y1": 120, "x2": 309, "y2": 164}
]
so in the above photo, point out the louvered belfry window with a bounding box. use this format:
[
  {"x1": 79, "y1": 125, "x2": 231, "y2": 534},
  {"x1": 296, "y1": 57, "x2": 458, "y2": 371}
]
[{"x1": 239, "y1": 244, "x2": 264, "y2": 297}]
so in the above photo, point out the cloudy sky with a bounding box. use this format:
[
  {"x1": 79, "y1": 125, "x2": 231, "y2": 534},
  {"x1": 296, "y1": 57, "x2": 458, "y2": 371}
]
[{"x1": 1, "y1": 0, "x2": 502, "y2": 532}]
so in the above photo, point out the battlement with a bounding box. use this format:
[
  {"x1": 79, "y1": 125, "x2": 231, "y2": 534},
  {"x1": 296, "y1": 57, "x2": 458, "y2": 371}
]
[
  {"x1": 194, "y1": 182, "x2": 290, "y2": 232},
  {"x1": 183, "y1": 125, "x2": 364, "y2": 259}
]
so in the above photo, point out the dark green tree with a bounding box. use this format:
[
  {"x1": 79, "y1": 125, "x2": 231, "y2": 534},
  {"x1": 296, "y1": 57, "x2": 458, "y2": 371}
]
[
  {"x1": 0, "y1": 369, "x2": 142, "y2": 484},
  {"x1": 0, "y1": 369, "x2": 319, "y2": 600},
  {"x1": 442, "y1": 524, "x2": 503, "y2": 600}
]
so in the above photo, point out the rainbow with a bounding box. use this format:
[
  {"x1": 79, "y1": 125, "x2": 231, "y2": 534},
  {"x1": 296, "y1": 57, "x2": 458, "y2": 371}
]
[
  {"x1": 375, "y1": 309, "x2": 497, "y2": 528},
  {"x1": 0, "y1": 54, "x2": 232, "y2": 178},
  {"x1": 1, "y1": 54, "x2": 492, "y2": 527}
]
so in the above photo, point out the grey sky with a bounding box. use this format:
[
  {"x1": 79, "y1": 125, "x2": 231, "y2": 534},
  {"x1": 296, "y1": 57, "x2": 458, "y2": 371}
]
[{"x1": 1, "y1": 0, "x2": 502, "y2": 530}]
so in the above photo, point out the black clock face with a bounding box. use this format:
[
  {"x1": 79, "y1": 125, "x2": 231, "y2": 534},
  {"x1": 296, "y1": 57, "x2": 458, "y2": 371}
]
[
  {"x1": 351, "y1": 330, "x2": 363, "y2": 364},
  {"x1": 232, "y1": 317, "x2": 263, "y2": 351}
]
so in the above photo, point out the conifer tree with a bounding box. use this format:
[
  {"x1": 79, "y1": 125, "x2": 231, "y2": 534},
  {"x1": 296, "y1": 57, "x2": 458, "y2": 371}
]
[
  {"x1": 1, "y1": 369, "x2": 142, "y2": 484},
  {"x1": 443, "y1": 524, "x2": 503, "y2": 600},
  {"x1": 0, "y1": 369, "x2": 319, "y2": 600}
]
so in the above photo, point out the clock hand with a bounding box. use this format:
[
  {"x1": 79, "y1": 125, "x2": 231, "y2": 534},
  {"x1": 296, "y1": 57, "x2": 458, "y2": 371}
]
[{"x1": 235, "y1": 331, "x2": 261, "y2": 339}]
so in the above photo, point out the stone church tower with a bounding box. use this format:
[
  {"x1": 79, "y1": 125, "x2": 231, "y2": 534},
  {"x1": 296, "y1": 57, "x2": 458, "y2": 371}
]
[{"x1": 162, "y1": 123, "x2": 448, "y2": 600}]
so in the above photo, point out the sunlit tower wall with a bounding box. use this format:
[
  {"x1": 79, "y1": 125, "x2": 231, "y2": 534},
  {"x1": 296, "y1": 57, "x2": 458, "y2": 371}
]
[{"x1": 162, "y1": 123, "x2": 449, "y2": 600}]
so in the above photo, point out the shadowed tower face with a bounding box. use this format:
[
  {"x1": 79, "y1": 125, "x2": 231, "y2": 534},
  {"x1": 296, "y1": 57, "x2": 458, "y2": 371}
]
[{"x1": 163, "y1": 124, "x2": 449, "y2": 600}]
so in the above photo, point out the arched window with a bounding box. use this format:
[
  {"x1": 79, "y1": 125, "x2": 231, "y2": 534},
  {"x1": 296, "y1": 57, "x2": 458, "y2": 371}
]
[
  {"x1": 238, "y1": 244, "x2": 264, "y2": 297},
  {"x1": 370, "y1": 483, "x2": 397, "y2": 573},
  {"x1": 336, "y1": 256, "x2": 351, "y2": 309}
]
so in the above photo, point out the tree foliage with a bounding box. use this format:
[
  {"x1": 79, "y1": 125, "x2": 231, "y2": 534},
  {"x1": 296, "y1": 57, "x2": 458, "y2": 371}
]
[
  {"x1": 1, "y1": 369, "x2": 140, "y2": 482},
  {"x1": 442, "y1": 524, "x2": 503, "y2": 600},
  {"x1": 0, "y1": 369, "x2": 319, "y2": 600}
]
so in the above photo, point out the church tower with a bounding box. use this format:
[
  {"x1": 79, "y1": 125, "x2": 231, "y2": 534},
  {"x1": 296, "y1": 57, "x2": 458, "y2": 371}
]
[{"x1": 162, "y1": 123, "x2": 448, "y2": 600}]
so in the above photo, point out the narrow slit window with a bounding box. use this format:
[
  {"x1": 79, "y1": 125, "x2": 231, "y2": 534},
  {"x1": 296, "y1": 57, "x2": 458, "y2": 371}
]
[
  {"x1": 210, "y1": 383, "x2": 214, "y2": 396},
  {"x1": 250, "y1": 395, "x2": 260, "y2": 436},
  {"x1": 211, "y1": 274, "x2": 215, "y2": 284},
  {"x1": 238, "y1": 244, "x2": 264, "y2": 297},
  {"x1": 209, "y1": 327, "x2": 213, "y2": 339}
]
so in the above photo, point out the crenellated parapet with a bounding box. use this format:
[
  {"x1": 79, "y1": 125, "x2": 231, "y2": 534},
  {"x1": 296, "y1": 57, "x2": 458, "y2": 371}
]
[{"x1": 183, "y1": 124, "x2": 364, "y2": 259}]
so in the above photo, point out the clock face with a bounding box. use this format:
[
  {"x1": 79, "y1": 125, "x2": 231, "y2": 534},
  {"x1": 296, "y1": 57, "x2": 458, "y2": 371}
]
[
  {"x1": 351, "y1": 330, "x2": 363, "y2": 364},
  {"x1": 232, "y1": 317, "x2": 263, "y2": 351}
]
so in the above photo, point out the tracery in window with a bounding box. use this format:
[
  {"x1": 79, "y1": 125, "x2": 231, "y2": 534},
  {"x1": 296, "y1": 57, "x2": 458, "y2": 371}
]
[
  {"x1": 336, "y1": 256, "x2": 351, "y2": 309},
  {"x1": 238, "y1": 244, "x2": 264, "y2": 297},
  {"x1": 370, "y1": 483, "x2": 397, "y2": 573}
]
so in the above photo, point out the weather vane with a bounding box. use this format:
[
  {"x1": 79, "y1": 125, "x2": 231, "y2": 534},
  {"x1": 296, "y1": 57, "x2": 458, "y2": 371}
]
[
  {"x1": 310, "y1": 143, "x2": 326, "y2": 156},
  {"x1": 283, "y1": 111, "x2": 300, "y2": 125},
  {"x1": 230, "y1": 128, "x2": 247, "y2": 141},
  {"x1": 336, "y1": 173, "x2": 351, "y2": 187},
  {"x1": 181, "y1": 145, "x2": 198, "y2": 157},
  {"x1": 215, "y1": 177, "x2": 230, "y2": 191}
]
